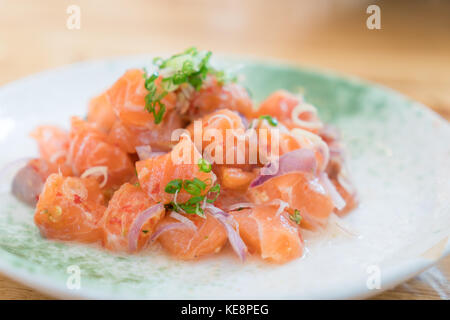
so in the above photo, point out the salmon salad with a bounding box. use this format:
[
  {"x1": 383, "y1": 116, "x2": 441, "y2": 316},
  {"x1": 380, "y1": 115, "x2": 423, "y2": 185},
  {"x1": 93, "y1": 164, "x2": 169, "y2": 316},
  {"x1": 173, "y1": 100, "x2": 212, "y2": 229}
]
[{"x1": 11, "y1": 48, "x2": 358, "y2": 264}]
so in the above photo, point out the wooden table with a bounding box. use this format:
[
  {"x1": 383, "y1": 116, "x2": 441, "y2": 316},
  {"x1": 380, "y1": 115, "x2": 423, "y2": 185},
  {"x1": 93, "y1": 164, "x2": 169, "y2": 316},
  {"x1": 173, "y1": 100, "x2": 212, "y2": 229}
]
[{"x1": 0, "y1": 0, "x2": 448, "y2": 300}]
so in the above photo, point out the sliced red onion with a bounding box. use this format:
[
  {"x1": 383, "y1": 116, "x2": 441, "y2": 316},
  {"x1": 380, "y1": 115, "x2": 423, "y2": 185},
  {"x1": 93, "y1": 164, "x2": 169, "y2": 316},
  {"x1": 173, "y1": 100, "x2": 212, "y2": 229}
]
[
  {"x1": 291, "y1": 102, "x2": 323, "y2": 131},
  {"x1": 227, "y1": 202, "x2": 255, "y2": 211},
  {"x1": 205, "y1": 203, "x2": 247, "y2": 262},
  {"x1": 250, "y1": 148, "x2": 317, "y2": 188},
  {"x1": 235, "y1": 111, "x2": 249, "y2": 129},
  {"x1": 80, "y1": 166, "x2": 108, "y2": 188},
  {"x1": 135, "y1": 145, "x2": 166, "y2": 160},
  {"x1": 128, "y1": 203, "x2": 164, "y2": 252},
  {"x1": 319, "y1": 172, "x2": 346, "y2": 211},
  {"x1": 329, "y1": 144, "x2": 343, "y2": 158},
  {"x1": 170, "y1": 211, "x2": 197, "y2": 230},
  {"x1": 319, "y1": 125, "x2": 340, "y2": 143},
  {"x1": 270, "y1": 199, "x2": 290, "y2": 217},
  {"x1": 150, "y1": 222, "x2": 186, "y2": 242},
  {"x1": 11, "y1": 164, "x2": 44, "y2": 206},
  {"x1": 0, "y1": 158, "x2": 33, "y2": 181}
]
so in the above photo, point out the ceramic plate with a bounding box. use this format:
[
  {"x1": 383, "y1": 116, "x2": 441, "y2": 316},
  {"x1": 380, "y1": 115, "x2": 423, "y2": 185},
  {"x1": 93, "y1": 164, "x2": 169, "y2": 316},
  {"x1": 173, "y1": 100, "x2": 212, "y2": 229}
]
[{"x1": 0, "y1": 56, "x2": 449, "y2": 299}]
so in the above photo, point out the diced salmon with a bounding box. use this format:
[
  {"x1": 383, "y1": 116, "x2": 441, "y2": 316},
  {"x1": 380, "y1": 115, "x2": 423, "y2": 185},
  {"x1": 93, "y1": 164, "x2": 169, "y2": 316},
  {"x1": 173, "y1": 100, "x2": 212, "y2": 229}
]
[
  {"x1": 157, "y1": 213, "x2": 227, "y2": 260},
  {"x1": 218, "y1": 167, "x2": 256, "y2": 191},
  {"x1": 107, "y1": 110, "x2": 183, "y2": 154},
  {"x1": 252, "y1": 118, "x2": 301, "y2": 164},
  {"x1": 34, "y1": 173, "x2": 106, "y2": 243},
  {"x1": 30, "y1": 125, "x2": 70, "y2": 165},
  {"x1": 67, "y1": 117, "x2": 134, "y2": 188},
  {"x1": 188, "y1": 76, "x2": 254, "y2": 119},
  {"x1": 255, "y1": 90, "x2": 322, "y2": 132},
  {"x1": 106, "y1": 69, "x2": 176, "y2": 128},
  {"x1": 248, "y1": 173, "x2": 334, "y2": 230},
  {"x1": 186, "y1": 109, "x2": 249, "y2": 166},
  {"x1": 136, "y1": 135, "x2": 215, "y2": 204},
  {"x1": 87, "y1": 92, "x2": 116, "y2": 133},
  {"x1": 100, "y1": 183, "x2": 165, "y2": 252},
  {"x1": 231, "y1": 203, "x2": 303, "y2": 263},
  {"x1": 28, "y1": 158, "x2": 72, "y2": 180},
  {"x1": 213, "y1": 189, "x2": 252, "y2": 210}
]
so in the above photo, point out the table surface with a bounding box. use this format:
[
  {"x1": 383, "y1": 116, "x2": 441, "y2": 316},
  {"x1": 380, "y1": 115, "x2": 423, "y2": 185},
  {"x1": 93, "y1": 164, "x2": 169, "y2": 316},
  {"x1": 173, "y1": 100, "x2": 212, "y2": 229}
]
[{"x1": 0, "y1": 0, "x2": 449, "y2": 300}]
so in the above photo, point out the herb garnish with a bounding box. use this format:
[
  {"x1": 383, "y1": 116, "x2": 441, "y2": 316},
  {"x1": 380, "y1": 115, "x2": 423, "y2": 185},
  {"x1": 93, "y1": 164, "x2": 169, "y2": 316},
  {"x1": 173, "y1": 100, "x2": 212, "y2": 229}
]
[
  {"x1": 143, "y1": 47, "x2": 236, "y2": 124},
  {"x1": 143, "y1": 69, "x2": 167, "y2": 124},
  {"x1": 259, "y1": 115, "x2": 278, "y2": 127},
  {"x1": 289, "y1": 209, "x2": 302, "y2": 225},
  {"x1": 198, "y1": 158, "x2": 212, "y2": 173},
  {"x1": 164, "y1": 177, "x2": 221, "y2": 217}
]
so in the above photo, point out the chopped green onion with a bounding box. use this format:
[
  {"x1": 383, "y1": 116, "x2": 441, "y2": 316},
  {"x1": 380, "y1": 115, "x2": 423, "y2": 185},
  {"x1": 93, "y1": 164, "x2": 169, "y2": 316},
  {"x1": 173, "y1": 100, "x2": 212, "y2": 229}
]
[
  {"x1": 259, "y1": 115, "x2": 278, "y2": 127},
  {"x1": 198, "y1": 158, "x2": 212, "y2": 173},
  {"x1": 183, "y1": 180, "x2": 202, "y2": 196},
  {"x1": 207, "y1": 184, "x2": 221, "y2": 203},
  {"x1": 164, "y1": 179, "x2": 183, "y2": 194},
  {"x1": 143, "y1": 47, "x2": 237, "y2": 124},
  {"x1": 164, "y1": 175, "x2": 221, "y2": 217},
  {"x1": 143, "y1": 69, "x2": 166, "y2": 124},
  {"x1": 193, "y1": 178, "x2": 207, "y2": 190},
  {"x1": 289, "y1": 209, "x2": 302, "y2": 225}
]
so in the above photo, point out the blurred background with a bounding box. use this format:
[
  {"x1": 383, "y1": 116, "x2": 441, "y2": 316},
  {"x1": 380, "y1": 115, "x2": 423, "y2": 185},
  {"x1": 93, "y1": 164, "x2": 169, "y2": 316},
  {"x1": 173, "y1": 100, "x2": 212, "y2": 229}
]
[
  {"x1": 0, "y1": 0, "x2": 449, "y2": 299},
  {"x1": 1, "y1": 0, "x2": 449, "y2": 119}
]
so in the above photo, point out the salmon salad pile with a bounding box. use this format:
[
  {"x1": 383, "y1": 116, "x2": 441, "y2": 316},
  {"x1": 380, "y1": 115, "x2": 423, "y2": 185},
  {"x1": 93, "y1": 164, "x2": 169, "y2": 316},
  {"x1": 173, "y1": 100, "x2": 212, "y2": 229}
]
[{"x1": 12, "y1": 48, "x2": 358, "y2": 264}]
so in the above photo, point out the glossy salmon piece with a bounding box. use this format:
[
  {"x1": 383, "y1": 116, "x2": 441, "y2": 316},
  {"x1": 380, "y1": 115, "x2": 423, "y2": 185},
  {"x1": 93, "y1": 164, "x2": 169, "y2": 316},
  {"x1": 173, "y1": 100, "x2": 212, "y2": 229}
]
[
  {"x1": 100, "y1": 183, "x2": 165, "y2": 252},
  {"x1": 255, "y1": 90, "x2": 323, "y2": 132},
  {"x1": 67, "y1": 117, "x2": 134, "y2": 188},
  {"x1": 251, "y1": 118, "x2": 298, "y2": 165},
  {"x1": 231, "y1": 203, "x2": 303, "y2": 263},
  {"x1": 136, "y1": 135, "x2": 215, "y2": 204},
  {"x1": 248, "y1": 173, "x2": 334, "y2": 230},
  {"x1": 30, "y1": 125, "x2": 70, "y2": 165},
  {"x1": 187, "y1": 109, "x2": 257, "y2": 171},
  {"x1": 209, "y1": 184, "x2": 252, "y2": 209},
  {"x1": 107, "y1": 110, "x2": 183, "y2": 154},
  {"x1": 218, "y1": 167, "x2": 256, "y2": 191},
  {"x1": 157, "y1": 213, "x2": 227, "y2": 260},
  {"x1": 106, "y1": 69, "x2": 177, "y2": 128},
  {"x1": 34, "y1": 173, "x2": 106, "y2": 243},
  {"x1": 187, "y1": 109, "x2": 249, "y2": 165},
  {"x1": 87, "y1": 92, "x2": 116, "y2": 133},
  {"x1": 29, "y1": 158, "x2": 72, "y2": 180},
  {"x1": 250, "y1": 119, "x2": 328, "y2": 173},
  {"x1": 188, "y1": 76, "x2": 254, "y2": 119}
]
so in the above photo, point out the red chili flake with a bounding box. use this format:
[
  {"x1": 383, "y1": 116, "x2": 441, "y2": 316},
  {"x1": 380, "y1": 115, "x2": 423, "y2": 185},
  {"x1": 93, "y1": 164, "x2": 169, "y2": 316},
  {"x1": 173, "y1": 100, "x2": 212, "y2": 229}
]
[
  {"x1": 122, "y1": 204, "x2": 132, "y2": 211},
  {"x1": 73, "y1": 194, "x2": 82, "y2": 204},
  {"x1": 56, "y1": 192, "x2": 62, "y2": 197},
  {"x1": 110, "y1": 217, "x2": 121, "y2": 224}
]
